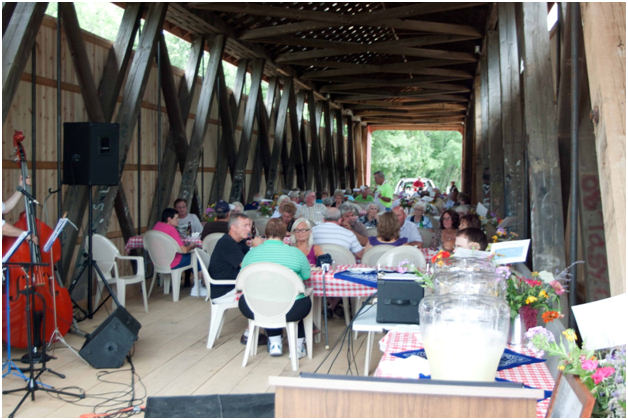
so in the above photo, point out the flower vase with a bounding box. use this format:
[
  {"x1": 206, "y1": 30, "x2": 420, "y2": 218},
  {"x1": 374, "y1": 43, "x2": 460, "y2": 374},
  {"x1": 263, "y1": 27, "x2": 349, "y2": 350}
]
[
  {"x1": 508, "y1": 314, "x2": 523, "y2": 346},
  {"x1": 519, "y1": 305, "x2": 539, "y2": 331}
]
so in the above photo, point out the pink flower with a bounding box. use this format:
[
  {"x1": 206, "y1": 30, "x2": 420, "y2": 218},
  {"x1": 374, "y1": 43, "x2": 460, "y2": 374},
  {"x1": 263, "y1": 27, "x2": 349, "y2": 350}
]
[
  {"x1": 581, "y1": 358, "x2": 598, "y2": 371},
  {"x1": 592, "y1": 366, "x2": 615, "y2": 384},
  {"x1": 550, "y1": 280, "x2": 565, "y2": 295}
]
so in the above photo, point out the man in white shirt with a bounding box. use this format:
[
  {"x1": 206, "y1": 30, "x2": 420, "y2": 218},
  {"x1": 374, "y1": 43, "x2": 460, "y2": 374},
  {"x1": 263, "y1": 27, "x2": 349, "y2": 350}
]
[
  {"x1": 174, "y1": 198, "x2": 203, "y2": 235},
  {"x1": 312, "y1": 207, "x2": 364, "y2": 259},
  {"x1": 392, "y1": 205, "x2": 423, "y2": 247},
  {"x1": 297, "y1": 190, "x2": 326, "y2": 225}
]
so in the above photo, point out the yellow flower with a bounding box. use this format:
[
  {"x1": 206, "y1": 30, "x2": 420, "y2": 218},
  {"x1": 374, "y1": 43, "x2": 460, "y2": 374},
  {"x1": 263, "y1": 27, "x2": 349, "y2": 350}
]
[
  {"x1": 558, "y1": 365, "x2": 565, "y2": 371},
  {"x1": 492, "y1": 235, "x2": 498, "y2": 242},
  {"x1": 525, "y1": 296, "x2": 538, "y2": 305},
  {"x1": 531, "y1": 271, "x2": 539, "y2": 277},
  {"x1": 539, "y1": 290, "x2": 549, "y2": 299},
  {"x1": 562, "y1": 329, "x2": 578, "y2": 342}
]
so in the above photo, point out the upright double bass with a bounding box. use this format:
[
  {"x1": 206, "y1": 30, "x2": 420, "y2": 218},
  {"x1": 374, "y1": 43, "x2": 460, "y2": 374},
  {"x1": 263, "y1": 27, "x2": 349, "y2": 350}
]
[{"x1": 2, "y1": 130, "x2": 73, "y2": 348}]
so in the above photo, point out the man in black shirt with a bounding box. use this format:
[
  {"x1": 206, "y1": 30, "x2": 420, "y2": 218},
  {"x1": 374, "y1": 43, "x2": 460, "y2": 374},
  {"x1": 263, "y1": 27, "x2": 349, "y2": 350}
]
[{"x1": 208, "y1": 214, "x2": 265, "y2": 344}]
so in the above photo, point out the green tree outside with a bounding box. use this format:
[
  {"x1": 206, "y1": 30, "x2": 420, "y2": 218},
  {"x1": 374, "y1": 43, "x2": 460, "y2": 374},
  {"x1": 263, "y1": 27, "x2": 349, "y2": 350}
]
[{"x1": 370, "y1": 130, "x2": 462, "y2": 191}]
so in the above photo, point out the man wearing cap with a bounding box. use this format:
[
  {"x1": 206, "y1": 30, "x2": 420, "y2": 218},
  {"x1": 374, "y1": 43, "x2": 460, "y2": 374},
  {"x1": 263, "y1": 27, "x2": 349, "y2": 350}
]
[
  {"x1": 174, "y1": 198, "x2": 203, "y2": 236},
  {"x1": 353, "y1": 185, "x2": 374, "y2": 204},
  {"x1": 373, "y1": 171, "x2": 393, "y2": 211},
  {"x1": 201, "y1": 200, "x2": 232, "y2": 240}
]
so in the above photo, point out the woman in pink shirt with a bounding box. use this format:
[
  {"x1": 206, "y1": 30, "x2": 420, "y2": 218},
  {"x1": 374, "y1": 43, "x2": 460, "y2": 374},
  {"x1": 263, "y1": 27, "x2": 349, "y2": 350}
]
[{"x1": 153, "y1": 208, "x2": 197, "y2": 269}]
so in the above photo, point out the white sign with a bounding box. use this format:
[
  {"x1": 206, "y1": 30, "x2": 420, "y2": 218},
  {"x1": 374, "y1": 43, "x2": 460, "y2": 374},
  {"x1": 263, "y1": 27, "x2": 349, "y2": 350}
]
[
  {"x1": 572, "y1": 294, "x2": 627, "y2": 350},
  {"x1": 476, "y1": 202, "x2": 488, "y2": 217},
  {"x1": 487, "y1": 239, "x2": 531, "y2": 265}
]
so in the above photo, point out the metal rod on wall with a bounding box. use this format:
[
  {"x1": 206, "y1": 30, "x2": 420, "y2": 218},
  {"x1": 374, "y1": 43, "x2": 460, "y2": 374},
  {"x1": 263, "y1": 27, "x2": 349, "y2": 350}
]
[
  {"x1": 56, "y1": 12, "x2": 62, "y2": 224},
  {"x1": 568, "y1": 3, "x2": 580, "y2": 328}
]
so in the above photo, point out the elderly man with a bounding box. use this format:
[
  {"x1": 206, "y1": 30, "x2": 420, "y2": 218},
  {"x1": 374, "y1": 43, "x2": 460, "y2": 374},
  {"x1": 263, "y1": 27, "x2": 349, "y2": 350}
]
[
  {"x1": 312, "y1": 207, "x2": 364, "y2": 259},
  {"x1": 373, "y1": 171, "x2": 393, "y2": 211},
  {"x1": 174, "y1": 198, "x2": 203, "y2": 236},
  {"x1": 209, "y1": 214, "x2": 265, "y2": 345},
  {"x1": 297, "y1": 190, "x2": 326, "y2": 225},
  {"x1": 339, "y1": 203, "x2": 369, "y2": 246},
  {"x1": 392, "y1": 205, "x2": 423, "y2": 247}
]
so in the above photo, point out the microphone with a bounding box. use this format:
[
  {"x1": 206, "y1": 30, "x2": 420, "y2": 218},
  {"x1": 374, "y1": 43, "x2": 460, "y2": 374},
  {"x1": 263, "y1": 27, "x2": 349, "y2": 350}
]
[{"x1": 17, "y1": 186, "x2": 40, "y2": 205}]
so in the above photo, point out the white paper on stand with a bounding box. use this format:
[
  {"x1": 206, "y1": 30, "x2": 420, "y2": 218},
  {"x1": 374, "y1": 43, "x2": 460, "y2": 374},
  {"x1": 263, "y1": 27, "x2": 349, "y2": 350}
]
[
  {"x1": 476, "y1": 202, "x2": 488, "y2": 217},
  {"x1": 572, "y1": 294, "x2": 627, "y2": 350}
]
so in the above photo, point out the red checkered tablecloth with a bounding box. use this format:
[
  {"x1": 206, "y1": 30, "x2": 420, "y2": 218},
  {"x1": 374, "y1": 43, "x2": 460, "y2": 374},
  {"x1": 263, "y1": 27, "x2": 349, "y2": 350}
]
[
  {"x1": 125, "y1": 235, "x2": 202, "y2": 254},
  {"x1": 306, "y1": 264, "x2": 377, "y2": 297},
  {"x1": 374, "y1": 330, "x2": 554, "y2": 418}
]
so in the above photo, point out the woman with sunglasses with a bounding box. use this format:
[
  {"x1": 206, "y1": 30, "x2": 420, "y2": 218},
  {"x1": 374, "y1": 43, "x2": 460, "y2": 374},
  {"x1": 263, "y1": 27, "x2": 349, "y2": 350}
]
[{"x1": 290, "y1": 217, "x2": 323, "y2": 264}]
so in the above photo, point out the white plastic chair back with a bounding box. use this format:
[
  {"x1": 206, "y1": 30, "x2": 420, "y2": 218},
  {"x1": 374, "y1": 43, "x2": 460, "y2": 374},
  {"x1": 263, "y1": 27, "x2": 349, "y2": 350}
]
[
  {"x1": 318, "y1": 244, "x2": 356, "y2": 266},
  {"x1": 254, "y1": 217, "x2": 270, "y2": 235},
  {"x1": 366, "y1": 227, "x2": 378, "y2": 237},
  {"x1": 377, "y1": 245, "x2": 427, "y2": 270},
  {"x1": 90, "y1": 233, "x2": 148, "y2": 312},
  {"x1": 143, "y1": 230, "x2": 178, "y2": 273},
  {"x1": 243, "y1": 210, "x2": 258, "y2": 218},
  {"x1": 143, "y1": 229, "x2": 195, "y2": 302},
  {"x1": 90, "y1": 234, "x2": 118, "y2": 280},
  {"x1": 202, "y1": 232, "x2": 224, "y2": 257},
  {"x1": 236, "y1": 262, "x2": 312, "y2": 370},
  {"x1": 418, "y1": 228, "x2": 435, "y2": 248},
  {"x1": 361, "y1": 245, "x2": 395, "y2": 266},
  {"x1": 236, "y1": 263, "x2": 302, "y2": 328}
]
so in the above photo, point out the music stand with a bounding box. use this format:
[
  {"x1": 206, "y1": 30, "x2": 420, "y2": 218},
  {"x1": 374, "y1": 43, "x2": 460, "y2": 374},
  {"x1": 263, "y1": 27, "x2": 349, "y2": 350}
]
[
  {"x1": 44, "y1": 217, "x2": 86, "y2": 363},
  {"x1": 2, "y1": 231, "x2": 30, "y2": 381}
]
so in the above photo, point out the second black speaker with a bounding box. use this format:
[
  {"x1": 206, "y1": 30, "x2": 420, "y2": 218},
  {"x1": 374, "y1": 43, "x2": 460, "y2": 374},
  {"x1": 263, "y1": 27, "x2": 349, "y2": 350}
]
[{"x1": 63, "y1": 122, "x2": 119, "y2": 185}]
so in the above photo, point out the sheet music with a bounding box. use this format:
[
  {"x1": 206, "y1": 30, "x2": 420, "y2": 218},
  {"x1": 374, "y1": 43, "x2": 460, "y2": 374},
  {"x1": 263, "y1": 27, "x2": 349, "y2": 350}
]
[
  {"x1": 44, "y1": 218, "x2": 69, "y2": 253},
  {"x1": 3, "y1": 230, "x2": 30, "y2": 264}
]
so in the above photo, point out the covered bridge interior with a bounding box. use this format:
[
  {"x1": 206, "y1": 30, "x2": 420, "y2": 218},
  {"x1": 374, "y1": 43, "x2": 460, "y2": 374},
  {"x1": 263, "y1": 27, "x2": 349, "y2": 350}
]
[{"x1": 2, "y1": 2, "x2": 625, "y2": 315}]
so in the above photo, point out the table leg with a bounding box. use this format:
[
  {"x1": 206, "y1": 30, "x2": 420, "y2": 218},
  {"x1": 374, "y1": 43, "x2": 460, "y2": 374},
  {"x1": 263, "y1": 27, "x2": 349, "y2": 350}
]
[
  {"x1": 363, "y1": 331, "x2": 374, "y2": 376},
  {"x1": 312, "y1": 296, "x2": 321, "y2": 343}
]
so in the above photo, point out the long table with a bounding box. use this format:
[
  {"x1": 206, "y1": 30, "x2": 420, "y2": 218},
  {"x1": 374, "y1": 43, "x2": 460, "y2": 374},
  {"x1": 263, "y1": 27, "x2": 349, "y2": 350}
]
[{"x1": 374, "y1": 330, "x2": 555, "y2": 418}]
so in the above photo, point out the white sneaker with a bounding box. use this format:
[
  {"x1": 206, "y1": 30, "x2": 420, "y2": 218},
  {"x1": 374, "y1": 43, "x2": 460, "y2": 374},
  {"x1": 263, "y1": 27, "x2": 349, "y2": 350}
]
[
  {"x1": 296, "y1": 341, "x2": 307, "y2": 359},
  {"x1": 268, "y1": 341, "x2": 283, "y2": 357},
  {"x1": 190, "y1": 286, "x2": 208, "y2": 297}
]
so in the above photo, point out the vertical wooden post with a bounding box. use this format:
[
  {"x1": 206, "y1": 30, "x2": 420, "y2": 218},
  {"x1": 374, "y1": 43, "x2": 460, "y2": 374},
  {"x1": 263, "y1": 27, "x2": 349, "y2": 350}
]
[
  {"x1": 520, "y1": 2, "x2": 566, "y2": 273},
  {"x1": 346, "y1": 116, "x2": 356, "y2": 188},
  {"x1": 266, "y1": 77, "x2": 293, "y2": 196},
  {"x1": 498, "y1": 2, "x2": 526, "y2": 237},
  {"x1": 306, "y1": 92, "x2": 324, "y2": 193},
  {"x1": 580, "y1": 3, "x2": 626, "y2": 296},
  {"x1": 323, "y1": 102, "x2": 337, "y2": 190},
  {"x1": 335, "y1": 108, "x2": 347, "y2": 189},
  {"x1": 476, "y1": 45, "x2": 490, "y2": 208},
  {"x1": 487, "y1": 28, "x2": 504, "y2": 217}
]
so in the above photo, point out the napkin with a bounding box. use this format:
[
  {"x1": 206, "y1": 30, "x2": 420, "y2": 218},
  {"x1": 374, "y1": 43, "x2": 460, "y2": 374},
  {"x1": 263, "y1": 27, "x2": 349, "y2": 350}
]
[{"x1": 377, "y1": 356, "x2": 431, "y2": 379}]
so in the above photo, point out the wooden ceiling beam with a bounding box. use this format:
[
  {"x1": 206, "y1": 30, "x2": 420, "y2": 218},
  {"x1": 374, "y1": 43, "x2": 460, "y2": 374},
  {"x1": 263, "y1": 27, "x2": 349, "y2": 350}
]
[
  {"x1": 370, "y1": 123, "x2": 463, "y2": 131},
  {"x1": 322, "y1": 82, "x2": 471, "y2": 94},
  {"x1": 361, "y1": 115, "x2": 464, "y2": 123},
  {"x1": 341, "y1": 94, "x2": 469, "y2": 106},
  {"x1": 275, "y1": 45, "x2": 476, "y2": 64},
  {"x1": 302, "y1": 63, "x2": 473, "y2": 79},
  {"x1": 192, "y1": 3, "x2": 487, "y2": 24}
]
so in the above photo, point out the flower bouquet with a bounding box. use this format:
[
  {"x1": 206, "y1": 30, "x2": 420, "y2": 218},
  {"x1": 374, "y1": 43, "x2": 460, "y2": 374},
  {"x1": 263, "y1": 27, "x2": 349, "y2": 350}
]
[
  {"x1": 526, "y1": 327, "x2": 626, "y2": 418},
  {"x1": 203, "y1": 204, "x2": 216, "y2": 222},
  {"x1": 413, "y1": 250, "x2": 451, "y2": 289},
  {"x1": 258, "y1": 202, "x2": 273, "y2": 217},
  {"x1": 502, "y1": 267, "x2": 568, "y2": 328},
  {"x1": 491, "y1": 226, "x2": 519, "y2": 243},
  {"x1": 399, "y1": 196, "x2": 415, "y2": 210}
]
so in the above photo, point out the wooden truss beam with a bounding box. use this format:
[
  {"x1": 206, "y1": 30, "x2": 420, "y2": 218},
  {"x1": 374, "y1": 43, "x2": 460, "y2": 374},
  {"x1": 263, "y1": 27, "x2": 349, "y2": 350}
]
[
  {"x1": 229, "y1": 59, "x2": 265, "y2": 202},
  {"x1": 306, "y1": 92, "x2": 324, "y2": 193},
  {"x1": 266, "y1": 77, "x2": 294, "y2": 196},
  {"x1": 178, "y1": 35, "x2": 225, "y2": 206},
  {"x1": 147, "y1": 35, "x2": 205, "y2": 230},
  {"x1": 487, "y1": 28, "x2": 505, "y2": 218},
  {"x1": 346, "y1": 116, "x2": 356, "y2": 188},
  {"x1": 323, "y1": 101, "x2": 337, "y2": 190},
  {"x1": 2, "y1": 2, "x2": 47, "y2": 122},
  {"x1": 286, "y1": 84, "x2": 306, "y2": 190},
  {"x1": 302, "y1": 62, "x2": 473, "y2": 80},
  {"x1": 335, "y1": 108, "x2": 347, "y2": 189}
]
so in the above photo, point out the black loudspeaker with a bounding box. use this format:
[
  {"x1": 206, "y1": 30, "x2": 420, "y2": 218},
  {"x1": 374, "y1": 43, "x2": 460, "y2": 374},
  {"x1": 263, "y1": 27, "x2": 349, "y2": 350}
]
[
  {"x1": 79, "y1": 306, "x2": 141, "y2": 368},
  {"x1": 144, "y1": 394, "x2": 275, "y2": 418},
  {"x1": 63, "y1": 122, "x2": 119, "y2": 185}
]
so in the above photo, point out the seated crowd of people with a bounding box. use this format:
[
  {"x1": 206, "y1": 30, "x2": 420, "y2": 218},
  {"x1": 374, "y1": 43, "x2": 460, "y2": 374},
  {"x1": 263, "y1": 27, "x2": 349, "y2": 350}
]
[{"x1": 150, "y1": 173, "x2": 492, "y2": 359}]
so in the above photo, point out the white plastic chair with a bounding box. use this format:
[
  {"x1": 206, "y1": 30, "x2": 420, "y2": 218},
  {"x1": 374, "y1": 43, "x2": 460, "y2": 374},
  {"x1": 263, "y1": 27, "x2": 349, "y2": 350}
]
[
  {"x1": 194, "y1": 249, "x2": 238, "y2": 349},
  {"x1": 243, "y1": 209, "x2": 258, "y2": 218},
  {"x1": 202, "y1": 232, "x2": 224, "y2": 257},
  {"x1": 254, "y1": 217, "x2": 270, "y2": 235},
  {"x1": 318, "y1": 243, "x2": 357, "y2": 325},
  {"x1": 143, "y1": 230, "x2": 197, "y2": 302},
  {"x1": 377, "y1": 245, "x2": 427, "y2": 271},
  {"x1": 366, "y1": 227, "x2": 378, "y2": 237},
  {"x1": 90, "y1": 234, "x2": 148, "y2": 312},
  {"x1": 361, "y1": 245, "x2": 395, "y2": 266},
  {"x1": 318, "y1": 243, "x2": 356, "y2": 266},
  {"x1": 236, "y1": 262, "x2": 313, "y2": 371}
]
